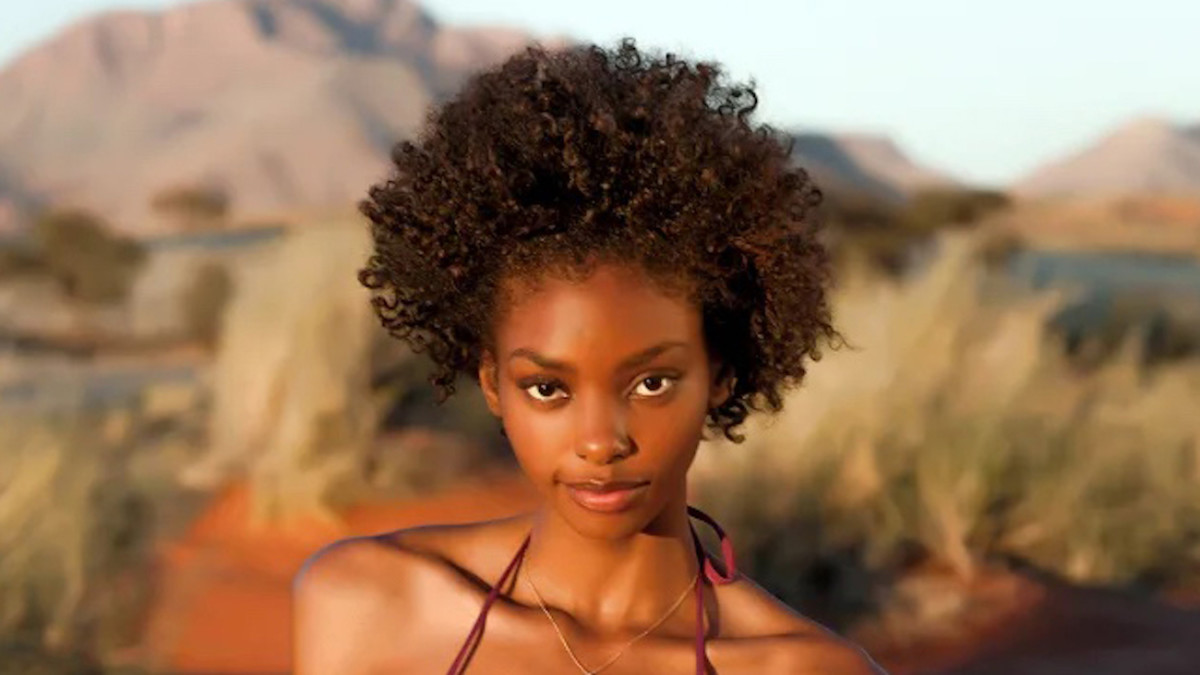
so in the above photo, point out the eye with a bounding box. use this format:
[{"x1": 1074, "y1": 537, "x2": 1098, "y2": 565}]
[
  {"x1": 633, "y1": 375, "x2": 676, "y2": 398},
  {"x1": 523, "y1": 380, "x2": 568, "y2": 403}
]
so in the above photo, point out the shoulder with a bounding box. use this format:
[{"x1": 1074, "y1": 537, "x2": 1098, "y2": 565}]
[
  {"x1": 294, "y1": 513, "x2": 530, "y2": 595},
  {"x1": 291, "y1": 516, "x2": 533, "y2": 673},
  {"x1": 292, "y1": 518, "x2": 519, "y2": 613},
  {"x1": 768, "y1": 631, "x2": 888, "y2": 674},
  {"x1": 713, "y1": 575, "x2": 887, "y2": 674},
  {"x1": 291, "y1": 533, "x2": 420, "y2": 674}
]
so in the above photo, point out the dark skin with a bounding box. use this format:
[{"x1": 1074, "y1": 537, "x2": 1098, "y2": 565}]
[{"x1": 293, "y1": 262, "x2": 885, "y2": 674}]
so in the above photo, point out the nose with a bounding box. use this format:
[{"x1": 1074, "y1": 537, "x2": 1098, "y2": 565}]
[
  {"x1": 576, "y1": 434, "x2": 633, "y2": 465},
  {"x1": 573, "y1": 393, "x2": 633, "y2": 465}
]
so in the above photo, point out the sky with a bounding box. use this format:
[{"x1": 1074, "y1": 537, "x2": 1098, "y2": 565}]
[{"x1": 2, "y1": 0, "x2": 1198, "y2": 187}]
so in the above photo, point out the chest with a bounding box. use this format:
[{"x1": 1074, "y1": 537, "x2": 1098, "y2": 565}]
[{"x1": 355, "y1": 598, "x2": 780, "y2": 675}]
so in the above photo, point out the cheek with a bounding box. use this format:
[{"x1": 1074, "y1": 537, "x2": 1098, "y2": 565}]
[
  {"x1": 631, "y1": 381, "x2": 712, "y2": 460},
  {"x1": 499, "y1": 398, "x2": 566, "y2": 482}
]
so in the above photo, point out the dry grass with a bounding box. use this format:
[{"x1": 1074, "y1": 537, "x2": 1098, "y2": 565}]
[
  {"x1": 177, "y1": 219, "x2": 499, "y2": 528},
  {"x1": 177, "y1": 220, "x2": 381, "y2": 526},
  {"x1": 692, "y1": 231, "x2": 1200, "y2": 624},
  {"x1": 0, "y1": 407, "x2": 203, "y2": 672}
]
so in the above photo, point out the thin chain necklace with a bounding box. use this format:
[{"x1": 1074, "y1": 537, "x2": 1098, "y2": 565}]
[{"x1": 523, "y1": 563, "x2": 701, "y2": 675}]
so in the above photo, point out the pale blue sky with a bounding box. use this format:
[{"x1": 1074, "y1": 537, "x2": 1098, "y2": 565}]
[{"x1": 2, "y1": 0, "x2": 1198, "y2": 186}]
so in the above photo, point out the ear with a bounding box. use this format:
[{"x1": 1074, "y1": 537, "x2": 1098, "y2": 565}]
[
  {"x1": 478, "y1": 349, "x2": 502, "y2": 417},
  {"x1": 707, "y1": 358, "x2": 735, "y2": 410}
]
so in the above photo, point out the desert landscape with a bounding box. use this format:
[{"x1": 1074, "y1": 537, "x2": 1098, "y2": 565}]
[{"x1": 2, "y1": 1, "x2": 1200, "y2": 673}]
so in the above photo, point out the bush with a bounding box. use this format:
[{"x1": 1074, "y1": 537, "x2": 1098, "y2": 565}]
[
  {"x1": 150, "y1": 185, "x2": 229, "y2": 231},
  {"x1": 901, "y1": 188, "x2": 1011, "y2": 234},
  {"x1": 821, "y1": 188, "x2": 1013, "y2": 274},
  {"x1": 0, "y1": 414, "x2": 167, "y2": 669},
  {"x1": 0, "y1": 242, "x2": 47, "y2": 281},
  {"x1": 182, "y1": 263, "x2": 234, "y2": 351},
  {"x1": 30, "y1": 210, "x2": 146, "y2": 304}
]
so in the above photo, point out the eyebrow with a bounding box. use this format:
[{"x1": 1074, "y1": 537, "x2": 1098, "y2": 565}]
[{"x1": 507, "y1": 341, "x2": 688, "y2": 373}]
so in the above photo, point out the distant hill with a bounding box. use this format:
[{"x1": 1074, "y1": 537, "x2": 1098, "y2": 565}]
[
  {"x1": 831, "y1": 133, "x2": 958, "y2": 195},
  {"x1": 0, "y1": 0, "x2": 559, "y2": 234},
  {"x1": 1015, "y1": 116, "x2": 1200, "y2": 198},
  {"x1": 0, "y1": 0, "x2": 954, "y2": 235},
  {"x1": 788, "y1": 131, "x2": 957, "y2": 205}
]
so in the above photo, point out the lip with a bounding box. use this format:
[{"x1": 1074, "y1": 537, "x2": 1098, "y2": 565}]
[
  {"x1": 563, "y1": 480, "x2": 649, "y2": 513},
  {"x1": 562, "y1": 478, "x2": 649, "y2": 491}
]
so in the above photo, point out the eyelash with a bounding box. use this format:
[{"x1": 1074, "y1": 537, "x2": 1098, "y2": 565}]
[{"x1": 519, "y1": 374, "x2": 679, "y2": 403}]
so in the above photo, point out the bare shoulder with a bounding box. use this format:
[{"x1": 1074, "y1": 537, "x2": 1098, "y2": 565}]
[
  {"x1": 291, "y1": 535, "x2": 388, "y2": 674},
  {"x1": 291, "y1": 516, "x2": 530, "y2": 674},
  {"x1": 769, "y1": 630, "x2": 888, "y2": 674},
  {"x1": 292, "y1": 528, "x2": 437, "y2": 611},
  {"x1": 294, "y1": 513, "x2": 530, "y2": 596},
  {"x1": 713, "y1": 574, "x2": 887, "y2": 674},
  {"x1": 291, "y1": 532, "x2": 430, "y2": 674}
]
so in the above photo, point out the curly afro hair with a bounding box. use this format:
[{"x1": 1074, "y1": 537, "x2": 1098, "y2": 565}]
[{"x1": 358, "y1": 37, "x2": 839, "y2": 443}]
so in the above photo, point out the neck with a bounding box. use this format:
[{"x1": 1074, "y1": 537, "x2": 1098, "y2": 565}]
[{"x1": 519, "y1": 491, "x2": 702, "y2": 636}]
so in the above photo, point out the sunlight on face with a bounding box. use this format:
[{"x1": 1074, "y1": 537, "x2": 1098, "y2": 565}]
[{"x1": 480, "y1": 263, "x2": 728, "y2": 539}]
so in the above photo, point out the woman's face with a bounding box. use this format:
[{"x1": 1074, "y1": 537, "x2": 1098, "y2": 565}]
[{"x1": 478, "y1": 262, "x2": 731, "y2": 540}]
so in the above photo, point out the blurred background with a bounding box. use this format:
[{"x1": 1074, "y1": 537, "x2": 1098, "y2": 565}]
[{"x1": 2, "y1": 1, "x2": 1199, "y2": 673}]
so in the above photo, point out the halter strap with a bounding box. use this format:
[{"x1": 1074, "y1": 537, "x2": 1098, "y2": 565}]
[
  {"x1": 688, "y1": 504, "x2": 738, "y2": 673},
  {"x1": 445, "y1": 531, "x2": 531, "y2": 675}
]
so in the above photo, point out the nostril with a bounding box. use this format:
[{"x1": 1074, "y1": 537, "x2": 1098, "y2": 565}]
[{"x1": 575, "y1": 435, "x2": 634, "y2": 463}]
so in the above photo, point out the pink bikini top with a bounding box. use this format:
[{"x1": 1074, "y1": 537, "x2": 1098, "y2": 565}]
[{"x1": 446, "y1": 505, "x2": 738, "y2": 675}]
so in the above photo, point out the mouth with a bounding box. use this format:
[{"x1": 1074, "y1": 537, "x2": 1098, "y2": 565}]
[{"x1": 562, "y1": 479, "x2": 650, "y2": 514}]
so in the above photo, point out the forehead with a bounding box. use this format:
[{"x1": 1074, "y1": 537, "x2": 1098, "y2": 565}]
[{"x1": 494, "y1": 264, "x2": 702, "y2": 360}]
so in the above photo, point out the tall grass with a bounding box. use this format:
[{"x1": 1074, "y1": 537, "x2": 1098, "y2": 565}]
[
  {"x1": 692, "y1": 230, "x2": 1200, "y2": 626},
  {"x1": 178, "y1": 222, "x2": 380, "y2": 526},
  {"x1": 178, "y1": 220, "x2": 500, "y2": 527},
  {"x1": 0, "y1": 407, "x2": 203, "y2": 672}
]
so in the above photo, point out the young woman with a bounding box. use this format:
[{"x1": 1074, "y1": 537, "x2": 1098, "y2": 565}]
[{"x1": 293, "y1": 38, "x2": 885, "y2": 674}]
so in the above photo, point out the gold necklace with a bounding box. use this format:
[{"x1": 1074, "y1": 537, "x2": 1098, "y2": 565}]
[{"x1": 524, "y1": 564, "x2": 700, "y2": 675}]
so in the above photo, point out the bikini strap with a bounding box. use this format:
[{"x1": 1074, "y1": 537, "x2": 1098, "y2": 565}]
[
  {"x1": 687, "y1": 504, "x2": 738, "y2": 675},
  {"x1": 687, "y1": 504, "x2": 738, "y2": 585},
  {"x1": 445, "y1": 532, "x2": 531, "y2": 675}
]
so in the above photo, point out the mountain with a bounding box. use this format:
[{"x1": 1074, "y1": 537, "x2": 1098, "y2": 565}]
[
  {"x1": 0, "y1": 0, "x2": 561, "y2": 234},
  {"x1": 832, "y1": 133, "x2": 957, "y2": 195},
  {"x1": 787, "y1": 131, "x2": 956, "y2": 204},
  {"x1": 1015, "y1": 116, "x2": 1200, "y2": 198}
]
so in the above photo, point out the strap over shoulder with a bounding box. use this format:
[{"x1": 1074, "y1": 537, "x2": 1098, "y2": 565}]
[{"x1": 686, "y1": 505, "x2": 739, "y2": 585}]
